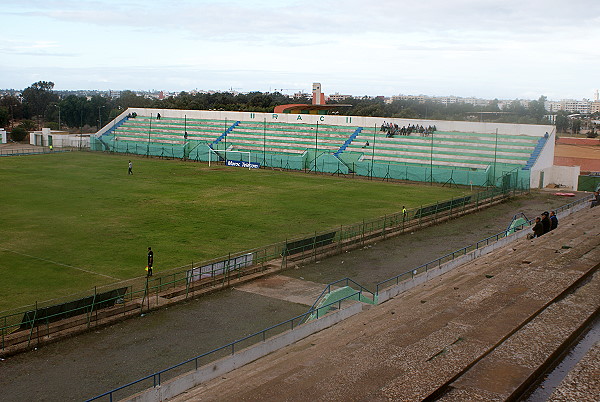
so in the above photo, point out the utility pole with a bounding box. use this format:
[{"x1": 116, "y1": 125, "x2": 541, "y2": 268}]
[
  {"x1": 314, "y1": 121, "x2": 319, "y2": 172},
  {"x1": 54, "y1": 105, "x2": 61, "y2": 131}
]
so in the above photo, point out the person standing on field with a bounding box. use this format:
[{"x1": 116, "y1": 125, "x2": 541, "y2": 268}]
[
  {"x1": 128, "y1": 160, "x2": 133, "y2": 175},
  {"x1": 147, "y1": 247, "x2": 153, "y2": 277}
]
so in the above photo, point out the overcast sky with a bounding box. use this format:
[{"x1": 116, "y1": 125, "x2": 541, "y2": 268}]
[{"x1": 1, "y1": 0, "x2": 598, "y2": 100}]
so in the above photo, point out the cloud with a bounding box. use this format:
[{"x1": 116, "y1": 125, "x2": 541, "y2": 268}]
[
  {"x1": 0, "y1": 39, "x2": 76, "y2": 57},
  {"x1": 1, "y1": 0, "x2": 598, "y2": 99}
]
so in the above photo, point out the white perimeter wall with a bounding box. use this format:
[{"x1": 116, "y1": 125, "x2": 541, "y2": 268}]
[
  {"x1": 100, "y1": 108, "x2": 554, "y2": 137},
  {"x1": 530, "y1": 165, "x2": 580, "y2": 190},
  {"x1": 30, "y1": 130, "x2": 90, "y2": 148},
  {"x1": 529, "y1": 128, "x2": 560, "y2": 188}
]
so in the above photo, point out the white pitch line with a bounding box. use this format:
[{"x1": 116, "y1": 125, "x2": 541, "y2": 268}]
[{"x1": 0, "y1": 247, "x2": 120, "y2": 280}]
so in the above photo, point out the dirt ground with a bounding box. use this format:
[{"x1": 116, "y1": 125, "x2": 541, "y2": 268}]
[
  {"x1": 0, "y1": 190, "x2": 588, "y2": 401},
  {"x1": 554, "y1": 140, "x2": 600, "y2": 172}
]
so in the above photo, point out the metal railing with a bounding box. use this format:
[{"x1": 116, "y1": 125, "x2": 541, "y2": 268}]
[
  {"x1": 84, "y1": 193, "x2": 593, "y2": 401},
  {"x1": 0, "y1": 182, "x2": 527, "y2": 353},
  {"x1": 0, "y1": 147, "x2": 73, "y2": 156},
  {"x1": 304, "y1": 278, "x2": 375, "y2": 322},
  {"x1": 375, "y1": 193, "x2": 593, "y2": 293},
  {"x1": 85, "y1": 290, "x2": 363, "y2": 401}
]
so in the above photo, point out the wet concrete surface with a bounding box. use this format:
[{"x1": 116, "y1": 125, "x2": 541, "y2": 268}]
[
  {"x1": 169, "y1": 204, "x2": 599, "y2": 402},
  {"x1": 284, "y1": 191, "x2": 576, "y2": 289},
  {"x1": 526, "y1": 315, "x2": 600, "y2": 401},
  {"x1": 0, "y1": 190, "x2": 586, "y2": 401},
  {"x1": 0, "y1": 290, "x2": 307, "y2": 401}
]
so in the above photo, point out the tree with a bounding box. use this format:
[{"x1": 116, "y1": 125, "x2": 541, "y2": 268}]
[
  {"x1": 555, "y1": 111, "x2": 569, "y2": 133},
  {"x1": 0, "y1": 106, "x2": 8, "y2": 128},
  {"x1": 571, "y1": 118, "x2": 581, "y2": 134},
  {"x1": 21, "y1": 81, "x2": 59, "y2": 122},
  {"x1": 505, "y1": 99, "x2": 527, "y2": 116},
  {"x1": 10, "y1": 125, "x2": 28, "y2": 142},
  {"x1": 527, "y1": 96, "x2": 548, "y2": 123},
  {"x1": 0, "y1": 95, "x2": 23, "y2": 127},
  {"x1": 486, "y1": 99, "x2": 500, "y2": 112}
]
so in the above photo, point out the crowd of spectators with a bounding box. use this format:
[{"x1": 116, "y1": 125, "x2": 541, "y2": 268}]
[
  {"x1": 529, "y1": 210, "x2": 558, "y2": 238},
  {"x1": 591, "y1": 190, "x2": 599, "y2": 208},
  {"x1": 380, "y1": 122, "x2": 437, "y2": 138}
]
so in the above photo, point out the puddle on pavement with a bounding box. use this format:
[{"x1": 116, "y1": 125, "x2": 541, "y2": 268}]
[{"x1": 524, "y1": 315, "x2": 600, "y2": 401}]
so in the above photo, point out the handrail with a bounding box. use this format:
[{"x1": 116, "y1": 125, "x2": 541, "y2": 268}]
[
  {"x1": 375, "y1": 193, "x2": 593, "y2": 293},
  {"x1": 305, "y1": 277, "x2": 375, "y2": 321},
  {"x1": 74, "y1": 193, "x2": 592, "y2": 401},
  {"x1": 85, "y1": 290, "x2": 363, "y2": 401}
]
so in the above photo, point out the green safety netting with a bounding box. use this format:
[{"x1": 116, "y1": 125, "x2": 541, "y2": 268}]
[{"x1": 91, "y1": 135, "x2": 529, "y2": 189}]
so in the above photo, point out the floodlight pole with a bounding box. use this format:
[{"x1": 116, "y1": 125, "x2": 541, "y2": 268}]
[
  {"x1": 430, "y1": 130, "x2": 434, "y2": 185},
  {"x1": 371, "y1": 124, "x2": 376, "y2": 180},
  {"x1": 493, "y1": 128, "x2": 498, "y2": 187},
  {"x1": 98, "y1": 106, "x2": 104, "y2": 131},
  {"x1": 314, "y1": 120, "x2": 319, "y2": 172},
  {"x1": 54, "y1": 104, "x2": 61, "y2": 131},
  {"x1": 148, "y1": 113, "x2": 152, "y2": 155},
  {"x1": 263, "y1": 118, "x2": 266, "y2": 165}
]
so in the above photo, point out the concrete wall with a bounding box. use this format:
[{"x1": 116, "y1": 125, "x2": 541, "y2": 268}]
[
  {"x1": 530, "y1": 165, "x2": 581, "y2": 190},
  {"x1": 377, "y1": 196, "x2": 589, "y2": 304},
  {"x1": 29, "y1": 130, "x2": 90, "y2": 148},
  {"x1": 104, "y1": 108, "x2": 553, "y2": 137},
  {"x1": 123, "y1": 195, "x2": 591, "y2": 402},
  {"x1": 96, "y1": 109, "x2": 131, "y2": 137},
  {"x1": 125, "y1": 302, "x2": 363, "y2": 402},
  {"x1": 528, "y1": 128, "x2": 556, "y2": 188}
]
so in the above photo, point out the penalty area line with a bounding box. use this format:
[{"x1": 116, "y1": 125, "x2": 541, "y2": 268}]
[{"x1": 0, "y1": 247, "x2": 119, "y2": 280}]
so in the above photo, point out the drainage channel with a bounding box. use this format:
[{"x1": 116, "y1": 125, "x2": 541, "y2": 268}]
[{"x1": 523, "y1": 314, "x2": 600, "y2": 401}]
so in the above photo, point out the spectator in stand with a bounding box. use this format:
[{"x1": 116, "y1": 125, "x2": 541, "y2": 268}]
[
  {"x1": 530, "y1": 217, "x2": 544, "y2": 238},
  {"x1": 549, "y1": 211, "x2": 558, "y2": 231},
  {"x1": 591, "y1": 191, "x2": 600, "y2": 208},
  {"x1": 541, "y1": 211, "x2": 551, "y2": 234}
]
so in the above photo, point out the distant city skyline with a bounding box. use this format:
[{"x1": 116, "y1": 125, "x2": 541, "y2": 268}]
[
  {"x1": 2, "y1": 1, "x2": 598, "y2": 100},
  {"x1": 2, "y1": 87, "x2": 597, "y2": 105}
]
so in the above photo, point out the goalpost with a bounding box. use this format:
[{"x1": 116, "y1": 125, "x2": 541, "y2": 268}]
[{"x1": 208, "y1": 148, "x2": 255, "y2": 170}]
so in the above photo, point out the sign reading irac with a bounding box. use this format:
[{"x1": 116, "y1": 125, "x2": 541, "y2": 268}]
[{"x1": 226, "y1": 160, "x2": 261, "y2": 169}]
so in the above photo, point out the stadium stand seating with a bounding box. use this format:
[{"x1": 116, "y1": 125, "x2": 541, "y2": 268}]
[
  {"x1": 224, "y1": 121, "x2": 357, "y2": 156},
  {"x1": 103, "y1": 114, "x2": 540, "y2": 172},
  {"x1": 344, "y1": 129, "x2": 538, "y2": 170},
  {"x1": 110, "y1": 116, "x2": 226, "y2": 146}
]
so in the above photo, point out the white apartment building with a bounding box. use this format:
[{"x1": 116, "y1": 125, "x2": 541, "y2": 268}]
[
  {"x1": 545, "y1": 99, "x2": 592, "y2": 114},
  {"x1": 389, "y1": 94, "x2": 428, "y2": 103},
  {"x1": 327, "y1": 93, "x2": 352, "y2": 102}
]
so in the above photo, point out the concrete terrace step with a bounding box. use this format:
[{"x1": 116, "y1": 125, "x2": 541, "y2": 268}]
[{"x1": 164, "y1": 207, "x2": 600, "y2": 402}]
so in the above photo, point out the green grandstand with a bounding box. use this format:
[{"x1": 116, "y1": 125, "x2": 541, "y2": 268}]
[{"x1": 92, "y1": 109, "x2": 550, "y2": 188}]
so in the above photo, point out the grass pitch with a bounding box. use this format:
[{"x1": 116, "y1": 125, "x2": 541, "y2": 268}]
[{"x1": 0, "y1": 152, "x2": 469, "y2": 312}]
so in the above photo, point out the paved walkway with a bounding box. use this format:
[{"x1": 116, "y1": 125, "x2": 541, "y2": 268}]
[
  {"x1": 236, "y1": 275, "x2": 328, "y2": 306},
  {"x1": 169, "y1": 206, "x2": 600, "y2": 401}
]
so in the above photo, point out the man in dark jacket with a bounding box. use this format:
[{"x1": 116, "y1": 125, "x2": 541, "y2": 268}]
[
  {"x1": 532, "y1": 217, "x2": 544, "y2": 238},
  {"x1": 592, "y1": 191, "x2": 600, "y2": 208},
  {"x1": 541, "y1": 211, "x2": 551, "y2": 234},
  {"x1": 549, "y1": 211, "x2": 558, "y2": 231}
]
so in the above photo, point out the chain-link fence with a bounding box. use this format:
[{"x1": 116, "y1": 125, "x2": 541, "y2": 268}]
[{"x1": 0, "y1": 180, "x2": 528, "y2": 355}]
